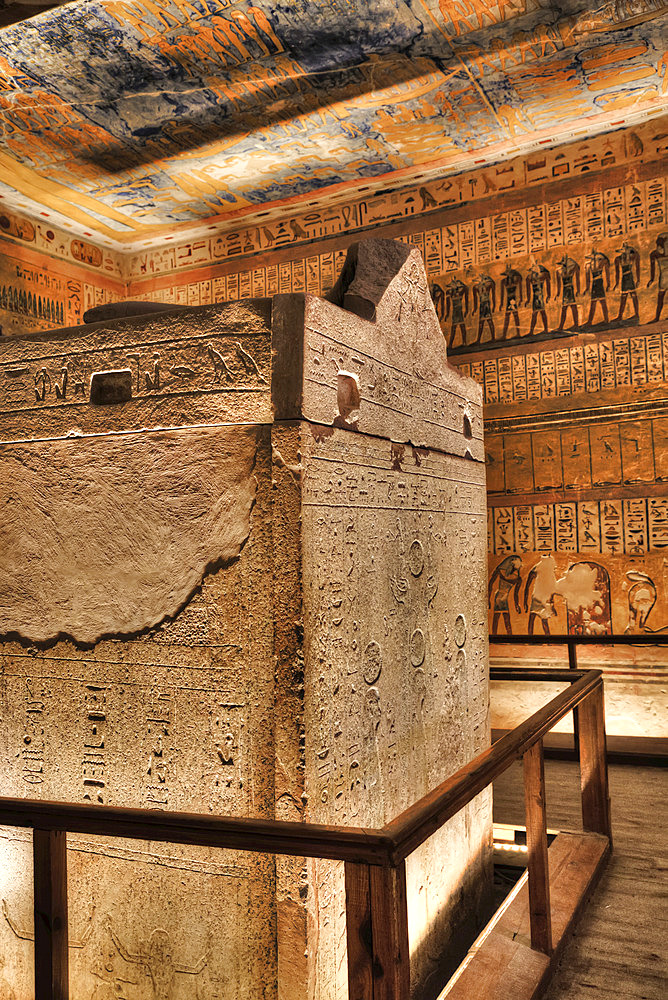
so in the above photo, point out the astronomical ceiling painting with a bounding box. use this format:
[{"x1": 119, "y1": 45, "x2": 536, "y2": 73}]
[{"x1": 0, "y1": 0, "x2": 667, "y2": 246}]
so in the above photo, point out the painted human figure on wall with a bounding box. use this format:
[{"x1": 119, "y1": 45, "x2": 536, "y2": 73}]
[
  {"x1": 488, "y1": 554, "x2": 522, "y2": 634},
  {"x1": 525, "y1": 258, "x2": 551, "y2": 336},
  {"x1": 556, "y1": 255, "x2": 580, "y2": 330},
  {"x1": 647, "y1": 233, "x2": 668, "y2": 322},
  {"x1": 444, "y1": 277, "x2": 469, "y2": 347},
  {"x1": 430, "y1": 282, "x2": 446, "y2": 324},
  {"x1": 472, "y1": 272, "x2": 495, "y2": 343},
  {"x1": 500, "y1": 265, "x2": 522, "y2": 338},
  {"x1": 614, "y1": 242, "x2": 640, "y2": 320},
  {"x1": 523, "y1": 553, "x2": 557, "y2": 635},
  {"x1": 585, "y1": 248, "x2": 611, "y2": 325}
]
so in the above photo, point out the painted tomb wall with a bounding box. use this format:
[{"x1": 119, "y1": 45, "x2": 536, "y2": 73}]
[
  {"x1": 101, "y1": 116, "x2": 668, "y2": 742},
  {"x1": 0, "y1": 244, "x2": 492, "y2": 998},
  {"x1": 0, "y1": 208, "x2": 123, "y2": 337}
]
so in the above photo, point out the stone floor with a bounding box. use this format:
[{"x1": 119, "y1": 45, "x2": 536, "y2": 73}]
[{"x1": 492, "y1": 760, "x2": 668, "y2": 1000}]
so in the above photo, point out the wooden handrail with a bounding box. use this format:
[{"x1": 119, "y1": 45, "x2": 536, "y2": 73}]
[
  {"x1": 490, "y1": 633, "x2": 668, "y2": 644},
  {"x1": 0, "y1": 796, "x2": 394, "y2": 866},
  {"x1": 0, "y1": 667, "x2": 611, "y2": 1000},
  {"x1": 491, "y1": 667, "x2": 590, "y2": 681}
]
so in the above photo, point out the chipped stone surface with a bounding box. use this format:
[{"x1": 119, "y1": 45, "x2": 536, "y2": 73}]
[
  {"x1": 0, "y1": 240, "x2": 491, "y2": 999},
  {"x1": 274, "y1": 240, "x2": 484, "y2": 460},
  {"x1": 0, "y1": 425, "x2": 258, "y2": 644}
]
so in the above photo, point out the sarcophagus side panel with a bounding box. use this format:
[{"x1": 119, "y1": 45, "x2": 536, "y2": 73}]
[
  {"x1": 0, "y1": 303, "x2": 278, "y2": 1000},
  {"x1": 300, "y1": 425, "x2": 490, "y2": 998}
]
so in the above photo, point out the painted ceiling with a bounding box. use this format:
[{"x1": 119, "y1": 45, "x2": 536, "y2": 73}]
[{"x1": 0, "y1": 0, "x2": 667, "y2": 247}]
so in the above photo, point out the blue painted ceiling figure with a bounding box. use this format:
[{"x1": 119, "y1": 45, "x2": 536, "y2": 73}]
[
  {"x1": 584, "y1": 246, "x2": 611, "y2": 326},
  {"x1": 647, "y1": 233, "x2": 668, "y2": 323},
  {"x1": 488, "y1": 554, "x2": 522, "y2": 635},
  {"x1": 500, "y1": 265, "x2": 522, "y2": 339},
  {"x1": 525, "y1": 257, "x2": 551, "y2": 337},
  {"x1": 444, "y1": 276, "x2": 468, "y2": 349},
  {"x1": 556, "y1": 255, "x2": 581, "y2": 332},
  {"x1": 614, "y1": 241, "x2": 641, "y2": 321},
  {"x1": 472, "y1": 272, "x2": 495, "y2": 344}
]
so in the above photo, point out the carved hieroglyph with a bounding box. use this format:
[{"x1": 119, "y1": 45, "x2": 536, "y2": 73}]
[{"x1": 0, "y1": 239, "x2": 490, "y2": 1000}]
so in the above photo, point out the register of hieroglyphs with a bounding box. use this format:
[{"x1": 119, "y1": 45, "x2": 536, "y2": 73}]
[{"x1": 0, "y1": 238, "x2": 492, "y2": 1000}]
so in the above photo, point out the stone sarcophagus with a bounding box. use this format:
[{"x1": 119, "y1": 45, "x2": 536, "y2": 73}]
[{"x1": 0, "y1": 239, "x2": 491, "y2": 999}]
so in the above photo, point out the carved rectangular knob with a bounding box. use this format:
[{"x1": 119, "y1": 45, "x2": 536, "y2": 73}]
[{"x1": 89, "y1": 369, "x2": 132, "y2": 405}]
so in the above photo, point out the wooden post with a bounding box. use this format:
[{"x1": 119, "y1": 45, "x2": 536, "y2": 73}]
[
  {"x1": 369, "y1": 862, "x2": 410, "y2": 1000},
  {"x1": 345, "y1": 862, "x2": 374, "y2": 1000},
  {"x1": 523, "y1": 739, "x2": 552, "y2": 955},
  {"x1": 34, "y1": 829, "x2": 69, "y2": 1000},
  {"x1": 578, "y1": 684, "x2": 612, "y2": 844},
  {"x1": 568, "y1": 640, "x2": 580, "y2": 760},
  {"x1": 345, "y1": 861, "x2": 410, "y2": 1000}
]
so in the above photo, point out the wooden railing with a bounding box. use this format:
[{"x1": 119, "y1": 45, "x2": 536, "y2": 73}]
[
  {"x1": 0, "y1": 667, "x2": 611, "y2": 1000},
  {"x1": 490, "y1": 632, "x2": 668, "y2": 759},
  {"x1": 490, "y1": 631, "x2": 668, "y2": 671}
]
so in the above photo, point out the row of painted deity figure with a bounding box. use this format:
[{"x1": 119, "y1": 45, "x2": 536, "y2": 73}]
[
  {"x1": 431, "y1": 234, "x2": 668, "y2": 347},
  {"x1": 489, "y1": 553, "x2": 666, "y2": 637}
]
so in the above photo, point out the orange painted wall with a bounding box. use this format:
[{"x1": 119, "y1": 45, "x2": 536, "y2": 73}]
[{"x1": 0, "y1": 211, "x2": 123, "y2": 336}]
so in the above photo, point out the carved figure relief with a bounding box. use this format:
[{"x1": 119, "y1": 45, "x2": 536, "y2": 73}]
[
  {"x1": 647, "y1": 233, "x2": 668, "y2": 321},
  {"x1": 556, "y1": 255, "x2": 581, "y2": 331},
  {"x1": 614, "y1": 242, "x2": 641, "y2": 320},
  {"x1": 500, "y1": 266, "x2": 522, "y2": 339},
  {"x1": 444, "y1": 277, "x2": 468, "y2": 348},
  {"x1": 585, "y1": 248, "x2": 611, "y2": 326},
  {"x1": 488, "y1": 551, "x2": 665, "y2": 639},
  {"x1": 488, "y1": 554, "x2": 522, "y2": 634},
  {"x1": 624, "y1": 570, "x2": 667, "y2": 633},
  {"x1": 525, "y1": 259, "x2": 551, "y2": 336},
  {"x1": 472, "y1": 273, "x2": 496, "y2": 343},
  {"x1": 523, "y1": 553, "x2": 558, "y2": 636}
]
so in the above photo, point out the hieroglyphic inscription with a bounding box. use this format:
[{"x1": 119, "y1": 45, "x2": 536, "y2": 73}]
[
  {"x1": 21, "y1": 678, "x2": 46, "y2": 786},
  {"x1": 122, "y1": 120, "x2": 668, "y2": 283},
  {"x1": 456, "y1": 328, "x2": 668, "y2": 404},
  {"x1": 0, "y1": 305, "x2": 272, "y2": 440},
  {"x1": 301, "y1": 424, "x2": 489, "y2": 997},
  {"x1": 0, "y1": 575, "x2": 274, "y2": 996},
  {"x1": 126, "y1": 172, "x2": 668, "y2": 322},
  {"x1": 82, "y1": 684, "x2": 108, "y2": 804},
  {"x1": 490, "y1": 498, "x2": 668, "y2": 555},
  {"x1": 145, "y1": 687, "x2": 172, "y2": 809}
]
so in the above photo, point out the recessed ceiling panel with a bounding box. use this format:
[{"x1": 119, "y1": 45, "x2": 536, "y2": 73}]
[{"x1": 0, "y1": 0, "x2": 666, "y2": 243}]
